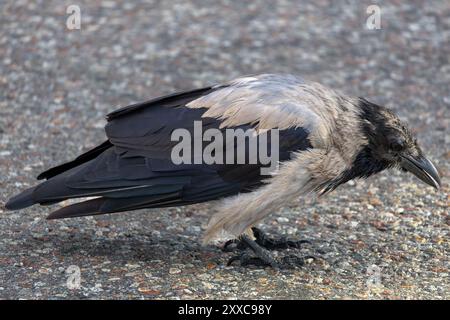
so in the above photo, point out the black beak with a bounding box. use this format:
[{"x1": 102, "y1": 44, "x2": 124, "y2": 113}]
[{"x1": 400, "y1": 154, "x2": 441, "y2": 189}]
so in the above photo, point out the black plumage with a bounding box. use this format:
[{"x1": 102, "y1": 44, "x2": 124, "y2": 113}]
[{"x1": 6, "y1": 82, "x2": 312, "y2": 220}]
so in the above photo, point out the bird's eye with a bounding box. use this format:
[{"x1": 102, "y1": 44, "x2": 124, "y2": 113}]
[{"x1": 389, "y1": 138, "x2": 406, "y2": 152}]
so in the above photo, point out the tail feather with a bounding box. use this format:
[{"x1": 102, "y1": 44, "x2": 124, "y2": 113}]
[
  {"x1": 45, "y1": 190, "x2": 185, "y2": 220},
  {"x1": 37, "y1": 140, "x2": 112, "y2": 180},
  {"x1": 46, "y1": 198, "x2": 104, "y2": 220},
  {"x1": 5, "y1": 186, "x2": 36, "y2": 210}
]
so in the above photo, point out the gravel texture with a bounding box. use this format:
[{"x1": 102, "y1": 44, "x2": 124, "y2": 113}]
[{"x1": 0, "y1": 0, "x2": 448, "y2": 299}]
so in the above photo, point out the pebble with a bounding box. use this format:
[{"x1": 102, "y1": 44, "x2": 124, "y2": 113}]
[
  {"x1": 169, "y1": 268, "x2": 181, "y2": 274},
  {"x1": 369, "y1": 197, "x2": 383, "y2": 206}
]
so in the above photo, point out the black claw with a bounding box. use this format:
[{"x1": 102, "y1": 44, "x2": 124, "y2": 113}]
[
  {"x1": 223, "y1": 239, "x2": 237, "y2": 252},
  {"x1": 223, "y1": 239, "x2": 246, "y2": 252}
]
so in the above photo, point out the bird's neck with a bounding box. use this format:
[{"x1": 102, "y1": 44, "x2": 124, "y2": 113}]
[
  {"x1": 348, "y1": 99, "x2": 393, "y2": 178},
  {"x1": 319, "y1": 146, "x2": 389, "y2": 194},
  {"x1": 320, "y1": 98, "x2": 392, "y2": 193}
]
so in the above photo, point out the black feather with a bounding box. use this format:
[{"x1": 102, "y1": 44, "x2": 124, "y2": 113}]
[
  {"x1": 7, "y1": 87, "x2": 313, "y2": 219},
  {"x1": 106, "y1": 86, "x2": 215, "y2": 120},
  {"x1": 37, "y1": 140, "x2": 112, "y2": 180}
]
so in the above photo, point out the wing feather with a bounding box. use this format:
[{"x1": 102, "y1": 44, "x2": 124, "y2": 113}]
[{"x1": 21, "y1": 75, "x2": 322, "y2": 218}]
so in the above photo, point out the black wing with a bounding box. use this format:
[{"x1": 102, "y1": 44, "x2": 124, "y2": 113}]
[{"x1": 6, "y1": 86, "x2": 312, "y2": 219}]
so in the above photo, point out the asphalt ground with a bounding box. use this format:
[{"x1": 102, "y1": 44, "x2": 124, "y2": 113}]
[{"x1": 0, "y1": 0, "x2": 448, "y2": 299}]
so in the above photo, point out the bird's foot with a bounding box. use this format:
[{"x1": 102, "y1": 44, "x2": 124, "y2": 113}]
[
  {"x1": 225, "y1": 233, "x2": 315, "y2": 269},
  {"x1": 223, "y1": 227, "x2": 310, "y2": 252}
]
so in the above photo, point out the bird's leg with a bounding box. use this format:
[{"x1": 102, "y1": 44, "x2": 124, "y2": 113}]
[
  {"x1": 224, "y1": 227, "x2": 316, "y2": 268},
  {"x1": 223, "y1": 227, "x2": 310, "y2": 252},
  {"x1": 227, "y1": 234, "x2": 279, "y2": 268},
  {"x1": 226, "y1": 234, "x2": 315, "y2": 268}
]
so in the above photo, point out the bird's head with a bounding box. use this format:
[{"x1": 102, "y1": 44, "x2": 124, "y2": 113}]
[{"x1": 358, "y1": 98, "x2": 441, "y2": 189}]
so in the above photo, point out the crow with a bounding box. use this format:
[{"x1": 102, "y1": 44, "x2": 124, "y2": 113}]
[{"x1": 5, "y1": 74, "x2": 441, "y2": 268}]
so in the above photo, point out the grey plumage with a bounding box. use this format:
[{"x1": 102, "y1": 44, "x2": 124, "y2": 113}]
[{"x1": 5, "y1": 74, "x2": 441, "y2": 247}]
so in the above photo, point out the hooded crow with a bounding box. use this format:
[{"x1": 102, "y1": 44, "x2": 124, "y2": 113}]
[{"x1": 5, "y1": 74, "x2": 441, "y2": 268}]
